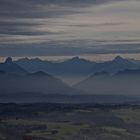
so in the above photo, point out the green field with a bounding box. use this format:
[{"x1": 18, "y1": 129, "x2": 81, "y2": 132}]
[
  {"x1": 113, "y1": 108, "x2": 140, "y2": 124},
  {"x1": 0, "y1": 104, "x2": 140, "y2": 140}
]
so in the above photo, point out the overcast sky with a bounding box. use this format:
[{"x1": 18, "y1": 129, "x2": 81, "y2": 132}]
[{"x1": 0, "y1": 0, "x2": 140, "y2": 60}]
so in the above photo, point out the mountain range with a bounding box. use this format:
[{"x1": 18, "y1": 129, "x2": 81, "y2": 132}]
[
  {"x1": 75, "y1": 68, "x2": 140, "y2": 96},
  {"x1": 0, "y1": 56, "x2": 140, "y2": 103},
  {"x1": 0, "y1": 57, "x2": 28, "y2": 75},
  {"x1": 15, "y1": 56, "x2": 139, "y2": 84},
  {"x1": 0, "y1": 57, "x2": 83, "y2": 102}
]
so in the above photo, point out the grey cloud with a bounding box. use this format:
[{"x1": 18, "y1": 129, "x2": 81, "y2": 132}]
[
  {"x1": 0, "y1": 0, "x2": 139, "y2": 57},
  {"x1": 67, "y1": 22, "x2": 127, "y2": 28},
  {"x1": 0, "y1": 0, "x2": 128, "y2": 18},
  {"x1": 0, "y1": 0, "x2": 130, "y2": 38},
  {"x1": 0, "y1": 23, "x2": 63, "y2": 36},
  {"x1": 0, "y1": 40, "x2": 140, "y2": 57}
]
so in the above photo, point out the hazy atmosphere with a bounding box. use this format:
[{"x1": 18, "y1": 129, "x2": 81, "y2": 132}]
[{"x1": 1, "y1": 1, "x2": 140, "y2": 140}]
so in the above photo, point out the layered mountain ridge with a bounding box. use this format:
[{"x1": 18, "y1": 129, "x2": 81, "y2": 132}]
[
  {"x1": 0, "y1": 57, "x2": 83, "y2": 102},
  {"x1": 15, "y1": 56, "x2": 139, "y2": 84},
  {"x1": 0, "y1": 56, "x2": 140, "y2": 103}
]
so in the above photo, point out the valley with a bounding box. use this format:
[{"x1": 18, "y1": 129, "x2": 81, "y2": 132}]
[{"x1": 0, "y1": 103, "x2": 140, "y2": 140}]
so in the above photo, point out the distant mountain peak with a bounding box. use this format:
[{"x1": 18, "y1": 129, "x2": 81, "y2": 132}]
[
  {"x1": 18, "y1": 57, "x2": 41, "y2": 62},
  {"x1": 67, "y1": 56, "x2": 91, "y2": 63},
  {"x1": 113, "y1": 56, "x2": 125, "y2": 62},
  {"x1": 5, "y1": 57, "x2": 13, "y2": 64},
  {"x1": 20, "y1": 57, "x2": 29, "y2": 61},
  {"x1": 68, "y1": 56, "x2": 81, "y2": 62},
  {"x1": 0, "y1": 57, "x2": 28, "y2": 75},
  {"x1": 72, "y1": 56, "x2": 80, "y2": 60},
  {"x1": 112, "y1": 56, "x2": 133, "y2": 65}
]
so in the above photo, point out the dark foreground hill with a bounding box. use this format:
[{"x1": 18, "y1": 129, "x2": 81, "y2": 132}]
[{"x1": 0, "y1": 103, "x2": 140, "y2": 140}]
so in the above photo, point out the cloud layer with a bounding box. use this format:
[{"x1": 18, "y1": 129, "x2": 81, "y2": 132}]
[{"x1": 0, "y1": 0, "x2": 140, "y2": 57}]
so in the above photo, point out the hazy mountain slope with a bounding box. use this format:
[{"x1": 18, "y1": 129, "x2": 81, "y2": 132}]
[
  {"x1": 0, "y1": 57, "x2": 28, "y2": 75},
  {"x1": 15, "y1": 56, "x2": 138, "y2": 85},
  {"x1": 74, "y1": 69, "x2": 140, "y2": 96},
  {"x1": 0, "y1": 59, "x2": 85, "y2": 102},
  {"x1": 0, "y1": 71, "x2": 81, "y2": 95},
  {"x1": 115, "y1": 69, "x2": 140, "y2": 76},
  {"x1": 130, "y1": 59, "x2": 140, "y2": 66},
  {"x1": 91, "y1": 56, "x2": 138, "y2": 74},
  {"x1": 0, "y1": 57, "x2": 140, "y2": 103},
  {"x1": 16, "y1": 56, "x2": 137, "y2": 75},
  {"x1": 15, "y1": 57, "x2": 95, "y2": 75},
  {"x1": 15, "y1": 57, "x2": 52, "y2": 73},
  {"x1": 15, "y1": 57, "x2": 96, "y2": 85}
]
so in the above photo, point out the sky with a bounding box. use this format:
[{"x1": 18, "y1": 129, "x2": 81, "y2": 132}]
[{"x1": 0, "y1": 0, "x2": 140, "y2": 61}]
